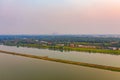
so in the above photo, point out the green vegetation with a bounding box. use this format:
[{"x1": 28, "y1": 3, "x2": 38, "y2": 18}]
[
  {"x1": 1, "y1": 35, "x2": 120, "y2": 55},
  {"x1": 2, "y1": 42, "x2": 120, "y2": 55},
  {"x1": 48, "y1": 46, "x2": 120, "y2": 55},
  {"x1": 13, "y1": 44, "x2": 120, "y2": 55}
]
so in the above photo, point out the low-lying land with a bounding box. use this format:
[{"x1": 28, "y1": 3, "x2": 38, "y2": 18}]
[
  {"x1": 55, "y1": 46, "x2": 120, "y2": 55},
  {"x1": 12, "y1": 44, "x2": 120, "y2": 55},
  {"x1": 1, "y1": 35, "x2": 120, "y2": 55},
  {"x1": 0, "y1": 50, "x2": 120, "y2": 72}
]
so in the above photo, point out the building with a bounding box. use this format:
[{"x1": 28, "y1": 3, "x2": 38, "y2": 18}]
[
  {"x1": 78, "y1": 45, "x2": 96, "y2": 48},
  {"x1": 108, "y1": 47, "x2": 117, "y2": 50},
  {"x1": 70, "y1": 44, "x2": 75, "y2": 47},
  {"x1": 57, "y1": 44, "x2": 64, "y2": 46}
]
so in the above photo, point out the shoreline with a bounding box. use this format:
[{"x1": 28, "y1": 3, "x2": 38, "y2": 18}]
[
  {"x1": 0, "y1": 50, "x2": 120, "y2": 72},
  {"x1": 3, "y1": 44, "x2": 120, "y2": 55}
]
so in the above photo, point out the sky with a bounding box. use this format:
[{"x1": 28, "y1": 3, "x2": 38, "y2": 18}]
[{"x1": 0, "y1": 0, "x2": 120, "y2": 35}]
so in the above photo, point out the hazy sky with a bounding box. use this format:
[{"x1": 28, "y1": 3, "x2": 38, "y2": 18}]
[{"x1": 0, "y1": 0, "x2": 120, "y2": 34}]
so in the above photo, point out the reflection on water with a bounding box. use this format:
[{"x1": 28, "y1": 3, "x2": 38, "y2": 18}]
[
  {"x1": 0, "y1": 53, "x2": 120, "y2": 80},
  {"x1": 0, "y1": 45, "x2": 120, "y2": 67}
]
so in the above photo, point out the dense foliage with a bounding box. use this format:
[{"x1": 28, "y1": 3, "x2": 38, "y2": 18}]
[{"x1": 1, "y1": 35, "x2": 120, "y2": 55}]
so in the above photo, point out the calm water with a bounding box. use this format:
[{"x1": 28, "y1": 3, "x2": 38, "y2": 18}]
[
  {"x1": 0, "y1": 45, "x2": 120, "y2": 67},
  {"x1": 0, "y1": 53, "x2": 120, "y2": 80}
]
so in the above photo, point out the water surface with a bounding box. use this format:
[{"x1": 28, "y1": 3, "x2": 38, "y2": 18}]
[
  {"x1": 0, "y1": 45, "x2": 120, "y2": 67},
  {"x1": 0, "y1": 53, "x2": 120, "y2": 80}
]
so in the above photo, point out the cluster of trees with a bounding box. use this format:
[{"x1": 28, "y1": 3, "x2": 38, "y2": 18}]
[
  {"x1": 1, "y1": 35, "x2": 120, "y2": 47},
  {"x1": 1, "y1": 35, "x2": 120, "y2": 54}
]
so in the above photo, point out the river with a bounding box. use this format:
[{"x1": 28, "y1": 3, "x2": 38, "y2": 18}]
[
  {"x1": 0, "y1": 45, "x2": 120, "y2": 80},
  {"x1": 0, "y1": 45, "x2": 120, "y2": 67}
]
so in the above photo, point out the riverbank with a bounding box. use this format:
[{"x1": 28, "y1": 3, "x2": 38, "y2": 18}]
[
  {"x1": 17, "y1": 44, "x2": 120, "y2": 55},
  {"x1": 63, "y1": 47, "x2": 120, "y2": 55},
  {"x1": 0, "y1": 50, "x2": 120, "y2": 72},
  {"x1": 4, "y1": 43, "x2": 120, "y2": 55}
]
